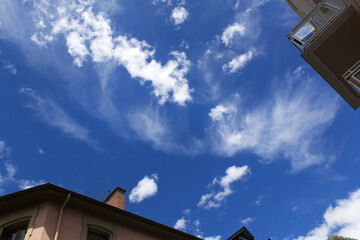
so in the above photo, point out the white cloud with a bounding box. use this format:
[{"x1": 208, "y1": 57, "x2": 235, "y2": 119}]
[
  {"x1": 38, "y1": 148, "x2": 45, "y2": 155},
  {"x1": 171, "y1": 6, "x2": 189, "y2": 25},
  {"x1": 19, "y1": 87, "x2": 98, "y2": 148},
  {"x1": 204, "y1": 236, "x2": 222, "y2": 240},
  {"x1": 295, "y1": 188, "x2": 360, "y2": 240},
  {"x1": 221, "y1": 22, "x2": 246, "y2": 46},
  {"x1": 241, "y1": 217, "x2": 255, "y2": 225},
  {"x1": 113, "y1": 39, "x2": 192, "y2": 105},
  {"x1": 209, "y1": 105, "x2": 236, "y2": 121},
  {"x1": 17, "y1": 179, "x2": 46, "y2": 190},
  {"x1": 30, "y1": 1, "x2": 193, "y2": 105},
  {"x1": 222, "y1": 0, "x2": 269, "y2": 48},
  {"x1": 174, "y1": 217, "x2": 187, "y2": 231},
  {"x1": 198, "y1": 165, "x2": 250, "y2": 209},
  {"x1": 129, "y1": 174, "x2": 159, "y2": 203},
  {"x1": 217, "y1": 165, "x2": 250, "y2": 188},
  {"x1": 208, "y1": 69, "x2": 339, "y2": 172},
  {"x1": 222, "y1": 49, "x2": 255, "y2": 73}
]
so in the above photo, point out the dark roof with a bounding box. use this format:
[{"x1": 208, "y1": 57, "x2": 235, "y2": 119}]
[
  {"x1": 0, "y1": 183, "x2": 202, "y2": 240},
  {"x1": 227, "y1": 226, "x2": 254, "y2": 240}
]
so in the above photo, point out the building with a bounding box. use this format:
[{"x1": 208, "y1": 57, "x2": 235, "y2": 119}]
[
  {"x1": 0, "y1": 183, "x2": 255, "y2": 240},
  {"x1": 285, "y1": 0, "x2": 360, "y2": 109}
]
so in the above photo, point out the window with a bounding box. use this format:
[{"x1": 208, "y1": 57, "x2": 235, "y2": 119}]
[
  {"x1": 288, "y1": 0, "x2": 345, "y2": 50},
  {"x1": 0, "y1": 208, "x2": 38, "y2": 240},
  {"x1": 81, "y1": 216, "x2": 116, "y2": 240},
  {"x1": 87, "y1": 230, "x2": 109, "y2": 240},
  {"x1": 0, "y1": 221, "x2": 28, "y2": 240}
]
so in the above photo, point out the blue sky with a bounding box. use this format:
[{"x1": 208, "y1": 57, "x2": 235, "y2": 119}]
[{"x1": 1, "y1": 0, "x2": 360, "y2": 239}]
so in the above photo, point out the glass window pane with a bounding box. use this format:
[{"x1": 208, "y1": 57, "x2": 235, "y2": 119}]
[
  {"x1": 312, "y1": 4, "x2": 338, "y2": 26},
  {"x1": 2, "y1": 226, "x2": 27, "y2": 240},
  {"x1": 18, "y1": 229, "x2": 26, "y2": 240},
  {"x1": 293, "y1": 23, "x2": 315, "y2": 43},
  {"x1": 87, "y1": 231, "x2": 108, "y2": 240}
]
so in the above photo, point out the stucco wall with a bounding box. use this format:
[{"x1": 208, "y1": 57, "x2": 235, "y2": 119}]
[
  {"x1": 1, "y1": 201, "x2": 181, "y2": 240},
  {"x1": 31, "y1": 202, "x2": 173, "y2": 240},
  {"x1": 30, "y1": 202, "x2": 59, "y2": 240},
  {"x1": 116, "y1": 224, "x2": 165, "y2": 240},
  {"x1": 57, "y1": 207, "x2": 83, "y2": 240}
]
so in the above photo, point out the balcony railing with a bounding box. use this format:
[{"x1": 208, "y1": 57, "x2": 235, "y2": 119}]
[
  {"x1": 343, "y1": 60, "x2": 360, "y2": 94},
  {"x1": 287, "y1": 0, "x2": 346, "y2": 52}
]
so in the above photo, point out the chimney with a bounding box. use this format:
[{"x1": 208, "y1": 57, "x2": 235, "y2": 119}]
[{"x1": 104, "y1": 187, "x2": 126, "y2": 210}]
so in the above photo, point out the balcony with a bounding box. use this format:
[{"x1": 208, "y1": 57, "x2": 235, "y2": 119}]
[
  {"x1": 287, "y1": 0, "x2": 360, "y2": 109},
  {"x1": 343, "y1": 60, "x2": 360, "y2": 94},
  {"x1": 288, "y1": 0, "x2": 346, "y2": 51}
]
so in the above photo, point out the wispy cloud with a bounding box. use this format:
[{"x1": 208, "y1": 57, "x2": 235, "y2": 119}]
[
  {"x1": 222, "y1": 49, "x2": 255, "y2": 73},
  {"x1": 295, "y1": 188, "x2": 360, "y2": 240},
  {"x1": 241, "y1": 217, "x2": 255, "y2": 225},
  {"x1": 17, "y1": 179, "x2": 46, "y2": 190},
  {"x1": 0, "y1": 140, "x2": 11, "y2": 159},
  {"x1": 209, "y1": 105, "x2": 236, "y2": 121},
  {"x1": 255, "y1": 195, "x2": 264, "y2": 206},
  {"x1": 1, "y1": 60, "x2": 16, "y2": 75},
  {"x1": 292, "y1": 206, "x2": 299, "y2": 212},
  {"x1": 19, "y1": 87, "x2": 98, "y2": 148},
  {"x1": 183, "y1": 208, "x2": 191, "y2": 215},
  {"x1": 196, "y1": 0, "x2": 267, "y2": 103},
  {"x1": 221, "y1": 22, "x2": 246, "y2": 47},
  {"x1": 129, "y1": 174, "x2": 159, "y2": 203},
  {"x1": 127, "y1": 106, "x2": 187, "y2": 153},
  {"x1": 0, "y1": 140, "x2": 45, "y2": 193},
  {"x1": 198, "y1": 165, "x2": 250, "y2": 209},
  {"x1": 174, "y1": 217, "x2": 187, "y2": 231},
  {"x1": 207, "y1": 68, "x2": 340, "y2": 172}
]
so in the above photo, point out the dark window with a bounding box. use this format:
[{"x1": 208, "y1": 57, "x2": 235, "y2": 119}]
[
  {"x1": 0, "y1": 224, "x2": 27, "y2": 240},
  {"x1": 87, "y1": 231, "x2": 108, "y2": 240}
]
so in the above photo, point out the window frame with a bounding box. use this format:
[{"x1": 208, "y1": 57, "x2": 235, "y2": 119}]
[
  {"x1": 0, "y1": 208, "x2": 38, "y2": 240},
  {"x1": 80, "y1": 216, "x2": 117, "y2": 240}
]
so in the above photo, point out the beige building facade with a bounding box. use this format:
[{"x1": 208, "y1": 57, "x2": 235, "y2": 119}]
[{"x1": 0, "y1": 184, "x2": 255, "y2": 240}]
